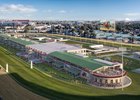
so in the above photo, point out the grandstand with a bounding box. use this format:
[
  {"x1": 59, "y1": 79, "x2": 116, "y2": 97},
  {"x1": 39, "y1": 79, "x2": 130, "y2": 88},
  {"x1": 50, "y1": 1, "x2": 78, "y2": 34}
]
[
  {"x1": 25, "y1": 42, "x2": 89, "y2": 63},
  {"x1": 9, "y1": 37, "x2": 34, "y2": 46},
  {"x1": 46, "y1": 51, "x2": 131, "y2": 89},
  {"x1": 48, "y1": 51, "x2": 110, "y2": 70},
  {"x1": 0, "y1": 34, "x2": 132, "y2": 89},
  {"x1": 0, "y1": 34, "x2": 34, "y2": 47}
]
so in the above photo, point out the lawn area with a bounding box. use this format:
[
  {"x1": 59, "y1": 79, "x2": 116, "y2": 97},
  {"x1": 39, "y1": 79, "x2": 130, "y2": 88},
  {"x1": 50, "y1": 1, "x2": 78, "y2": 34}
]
[
  {"x1": 107, "y1": 55, "x2": 140, "y2": 70},
  {"x1": 62, "y1": 40, "x2": 93, "y2": 49},
  {"x1": 35, "y1": 63, "x2": 87, "y2": 84},
  {"x1": 0, "y1": 46, "x2": 140, "y2": 100}
]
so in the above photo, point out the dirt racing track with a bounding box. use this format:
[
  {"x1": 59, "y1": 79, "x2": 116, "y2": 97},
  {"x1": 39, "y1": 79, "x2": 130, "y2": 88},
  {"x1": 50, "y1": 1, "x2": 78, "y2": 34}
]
[{"x1": 0, "y1": 69, "x2": 48, "y2": 100}]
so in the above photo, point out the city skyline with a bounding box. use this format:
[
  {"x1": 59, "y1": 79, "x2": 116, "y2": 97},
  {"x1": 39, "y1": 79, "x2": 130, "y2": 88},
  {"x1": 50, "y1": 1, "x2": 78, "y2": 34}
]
[{"x1": 0, "y1": 0, "x2": 140, "y2": 21}]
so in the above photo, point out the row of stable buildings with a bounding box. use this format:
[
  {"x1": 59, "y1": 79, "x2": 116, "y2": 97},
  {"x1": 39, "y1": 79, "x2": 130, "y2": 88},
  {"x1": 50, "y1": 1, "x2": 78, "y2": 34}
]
[
  {"x1": 94, "y1": 30, "x2": 140, "y2": 43},
  {"x1": 0, "y1": 34, "x2": 132, "y2": 89}
]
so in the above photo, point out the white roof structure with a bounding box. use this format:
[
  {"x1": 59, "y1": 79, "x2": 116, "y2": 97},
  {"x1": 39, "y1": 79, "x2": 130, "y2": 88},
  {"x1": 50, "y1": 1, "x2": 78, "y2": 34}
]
[
  {"x1": 94, "y1": 59, "x2": 117, "y2": 65},
  {"x1": 27, "y1": 42, "x2": 81, "y2": 54},
  {"x1": 90, "y1": 45, "x2": 104, "y2": 49},
  {"x1": 32, "y1": 37, "x2": 47, "y2": 41}
]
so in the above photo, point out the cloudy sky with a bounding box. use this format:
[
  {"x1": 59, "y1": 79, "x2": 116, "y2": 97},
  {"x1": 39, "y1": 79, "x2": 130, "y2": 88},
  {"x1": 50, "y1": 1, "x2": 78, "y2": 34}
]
[{"x1": 0, "y1": 0, "x2": 140, "y2": 20}]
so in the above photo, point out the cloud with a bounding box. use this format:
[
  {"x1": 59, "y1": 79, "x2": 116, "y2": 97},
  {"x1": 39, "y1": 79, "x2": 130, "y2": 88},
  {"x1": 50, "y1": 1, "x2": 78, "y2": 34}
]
[
  {"x1": 58, "y1": 10, "x2": 67, "y2": 14},
  {"x1": 125, "y1": 13, "x2": 140, "y2": 16},
  {"x1": 43, "y1": 9, "x2": 69, "y2": 14},
  {"x1": 0, "y1": 4, "x2": 37, "y2": 13}
]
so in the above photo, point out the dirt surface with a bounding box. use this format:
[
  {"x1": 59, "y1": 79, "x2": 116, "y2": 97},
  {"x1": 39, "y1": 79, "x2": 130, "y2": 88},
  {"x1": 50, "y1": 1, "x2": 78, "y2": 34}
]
[{"x1": 0, "y1": 68, "x2": 48, "y2": 100}]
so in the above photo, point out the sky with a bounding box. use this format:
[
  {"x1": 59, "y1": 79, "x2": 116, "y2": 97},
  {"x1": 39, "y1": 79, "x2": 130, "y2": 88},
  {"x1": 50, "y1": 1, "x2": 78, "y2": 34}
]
[{"x1": 0, "y1": 0, "x2": 140, "y2": 21}]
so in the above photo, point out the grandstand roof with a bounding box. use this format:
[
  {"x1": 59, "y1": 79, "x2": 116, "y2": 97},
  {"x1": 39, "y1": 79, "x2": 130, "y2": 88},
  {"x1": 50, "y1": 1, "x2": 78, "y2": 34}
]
[
  {"x1": 49, "y1": 51, "x2": 111, "y2": 70},
  {"x1": 27, "y1": 42, "x2": 81, "y2": 54},
  {"x1": 0, "y1": 34, "x2": 34, "y2": 45},
  {"x1": 0, "y1": 34, "x2": 9, "y2": 38},
  {"x1": 9, "y1": 38, "x2": 34, "y2": 45}
]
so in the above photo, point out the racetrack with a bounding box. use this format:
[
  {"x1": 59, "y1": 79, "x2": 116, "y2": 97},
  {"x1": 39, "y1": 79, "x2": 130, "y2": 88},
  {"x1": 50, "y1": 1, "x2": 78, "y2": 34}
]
[
  {"x1": 0, "y1": 69, "x2": 48, "y2": 100},
  {"x1": 0, "y1": 45, "x2": 140, "y2": 100}
]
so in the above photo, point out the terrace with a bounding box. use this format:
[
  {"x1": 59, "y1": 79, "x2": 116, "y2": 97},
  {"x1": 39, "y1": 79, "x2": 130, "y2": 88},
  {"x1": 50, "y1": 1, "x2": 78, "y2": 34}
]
[{"x1": 92, "y1": 67, "x2": 126, "y2": 78}]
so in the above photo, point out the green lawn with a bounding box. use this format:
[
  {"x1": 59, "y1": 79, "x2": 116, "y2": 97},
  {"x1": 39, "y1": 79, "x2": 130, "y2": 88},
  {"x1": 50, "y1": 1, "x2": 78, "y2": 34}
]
[
  {"x1": 107, "y1": 55, "x2": 140, "y2": 70},
  {"x1": 35, "y1": 63, "x2": 87, "y2": 84},
  {"x1": 35, "y1": 63, "x2": 76, "y2": 81},
  {"x1": 62, "y1": 40, "x2": 93, "y2": 49},
  {"x1": 0, "y1": 46, "x2": 140, "y2": 100}
]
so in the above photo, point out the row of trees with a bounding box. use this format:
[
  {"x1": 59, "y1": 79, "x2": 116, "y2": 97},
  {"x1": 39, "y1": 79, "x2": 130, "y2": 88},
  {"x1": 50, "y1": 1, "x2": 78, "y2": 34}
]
[
  {"x1": 49, "y1": 22, "x2": 99, "y2": 38},
  {"x1": 116, "y1": 21, "x2": 140, "y2": 35}
]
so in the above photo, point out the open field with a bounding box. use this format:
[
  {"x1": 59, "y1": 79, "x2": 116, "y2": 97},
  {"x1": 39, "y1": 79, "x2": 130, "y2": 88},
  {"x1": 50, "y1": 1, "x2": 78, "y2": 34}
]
[
  {"x1": 0, "y1": 69, "x2": 48, "y2": 100},
  {"x1": 0, "y1": 46, "x2": 140, "y2": 100}
]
